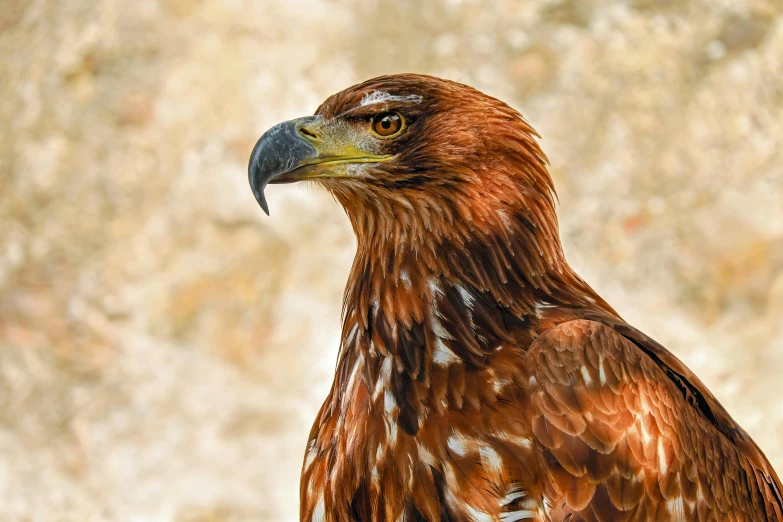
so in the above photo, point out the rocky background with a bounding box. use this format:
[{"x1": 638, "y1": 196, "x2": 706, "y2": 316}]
[{"x1": 1, "y1": 0, "x2": 782, "y2": 520}]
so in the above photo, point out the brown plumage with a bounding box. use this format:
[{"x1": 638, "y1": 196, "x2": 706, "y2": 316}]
[{"x1": 248, "y1": 74, "x2": 782, "y2": 521}]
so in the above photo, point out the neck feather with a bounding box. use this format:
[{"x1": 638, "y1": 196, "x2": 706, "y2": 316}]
[{"x1": 328, "y1": 193, "x2": 615, "y2": 429}]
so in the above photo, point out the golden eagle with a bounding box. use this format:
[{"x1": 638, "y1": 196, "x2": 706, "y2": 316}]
[{"x1": 248, "y1": 74, "x2": 782, "y2": 522}]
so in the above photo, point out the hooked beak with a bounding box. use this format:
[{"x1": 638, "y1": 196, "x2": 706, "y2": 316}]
[{"x1": 248, "y1": 115, "x2": 393, "y2": 215}]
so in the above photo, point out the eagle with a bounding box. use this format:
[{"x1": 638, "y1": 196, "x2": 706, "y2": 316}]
[{"x1": 248, "y1": 74, "x2": 782, "y2": 522}]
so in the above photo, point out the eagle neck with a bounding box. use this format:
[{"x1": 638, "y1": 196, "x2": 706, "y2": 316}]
[{"x1": 329, "y1": 204, "x2": 612, "y2": 430}]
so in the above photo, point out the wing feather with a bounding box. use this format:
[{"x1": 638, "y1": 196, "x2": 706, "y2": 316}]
[{"x1": 524, "y1": 319, "x2": 781, "y2": 521}]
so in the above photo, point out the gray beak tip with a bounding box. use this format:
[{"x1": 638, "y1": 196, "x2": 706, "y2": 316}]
[
  {"x1": 248, "y1": 134, "x2": 271, "y2": 216},
  {"x1": 248, "y1": 172, "x2": 270, "y2": 215},
  {"x1": 249, "y1": 180, "x2": 270, "y2": 215}
]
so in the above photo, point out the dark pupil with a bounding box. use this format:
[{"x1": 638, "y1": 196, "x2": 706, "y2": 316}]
[{"x1": 382, "y1": 118, "x2": 391, "y2": 129}]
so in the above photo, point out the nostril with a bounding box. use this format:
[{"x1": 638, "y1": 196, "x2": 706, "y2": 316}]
[{"x1": 299, "y1": 127, "x2": 317, "y2": 140}]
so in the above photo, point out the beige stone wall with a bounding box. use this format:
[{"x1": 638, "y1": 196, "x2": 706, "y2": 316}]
[{"x1": 1, "y1": 0, "x2": 781, "y2": 520}]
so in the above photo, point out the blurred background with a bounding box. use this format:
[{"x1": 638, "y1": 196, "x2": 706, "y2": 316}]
[{"x1": 1, "y1": 0, "x2": 782, "y2": 520}]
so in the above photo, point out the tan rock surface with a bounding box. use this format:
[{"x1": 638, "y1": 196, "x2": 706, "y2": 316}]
[{"x1": 1, "y1": 1, "x2": 781, "y2": 520}]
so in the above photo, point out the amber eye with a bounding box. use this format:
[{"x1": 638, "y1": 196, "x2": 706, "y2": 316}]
[{"x1": 371, "y1": 112, "x2": 403, "y2": 137}]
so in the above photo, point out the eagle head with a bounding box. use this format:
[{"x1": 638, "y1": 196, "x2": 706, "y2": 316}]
[{"x1": 249, "y1": 74, "x2": 556, "y2": 246}]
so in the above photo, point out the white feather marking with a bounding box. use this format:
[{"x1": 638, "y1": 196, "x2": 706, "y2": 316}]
[
  {"x1": 344, "y1": 354, "x2": 362, "y2": 395},
  {"x1": 433, "y1": 338, "x2": 460, "y2": 366},
  {"x1": 384, "y1": 390, "x2": 397, "y2": 415},
  {"x1": 499, "y1": 510, "x2": 536, "y2": 521},
  {"x1": 373, "y1": 356, "x2": 394, "y2": 399},
  {"x1": 303, "y1": 439, "x2": 318, "y2": 470},
  {"x1": 447, "y1": 435, "x2": 469, "y2": 457},
  {"x1": 429, "y1": 278, "x2": 444, "y2": 297},
  {"x1": 533, "y1": 301, "x2": 557, "y2": 318},
  {"x1": 479, "y1": 445, "x2": 504, "y2": 476},
  {"x1": 503, "y1": 496, "x2": 551, "y2": 521},
  {"x1": 361, "y1": 90, "x2": 423, "y2": 107},
  {"x1": 345, "y1": 322, "x2": 360, "y2": 343},
  {"x1": 383, "y1": 390, "x2": 399, "y2": 446},
  {"x1": 500, "y1": 490, "x2": 526, "y2": 506},
  {"x1": 465, "y1": 505, "x2": 494, "y2": 522},
  {"x1": 400, "y1": 269, "x2": 412, "y2": 288},
  {"x1": 497, "y1": 431, "x2": 533, "y2": 450},
  {"x1": 580, "y1": 365, "x2": 592, "y2": 385},
  {"x1": 455, "y1": 284, "x2": 475, "y2": 308},
  {"x1": 430, "y1": 313, "x2": 454, "y2": 340},
  {"x1": 417, "y1": 442, "x2": 437, "y2": 466},
  {"x1": 388, "y1": 420, "x2": 398, "y2": 446},
  {"x1": 311, "y1": 497, "x2": 325, "y2": 522},
  {"x1": 667, "y1": 497, "x2": 686, "y2": 521},
  {"x1": 598, "y1": 358, "x2": 607, "y2": 385},
  {"x1": 542, "y1": 497, "x2": 553, "y2": 518}
]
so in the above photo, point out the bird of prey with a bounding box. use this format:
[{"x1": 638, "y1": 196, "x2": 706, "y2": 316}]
[{"x1": 248, "y1": 74, "x2": 782, "y2": 522}]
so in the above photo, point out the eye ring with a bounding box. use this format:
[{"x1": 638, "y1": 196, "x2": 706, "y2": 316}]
[{"x1": 371, "y1": 112, "x2": 404, "y2": 138}]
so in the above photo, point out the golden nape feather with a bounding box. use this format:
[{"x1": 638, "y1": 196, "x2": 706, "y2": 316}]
[{"x1": 247, "y1": 74, "x2": 782, "y2": 521}]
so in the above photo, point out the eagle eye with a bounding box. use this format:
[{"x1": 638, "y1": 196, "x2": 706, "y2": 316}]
[{"x1": 371, "y1": 112, "x2": 403, "y2": 138}]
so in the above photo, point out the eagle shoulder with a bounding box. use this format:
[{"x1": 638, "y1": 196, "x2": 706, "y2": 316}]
[{"x1": 524, "y1": 319, "x2": 782, "y2": 521}]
